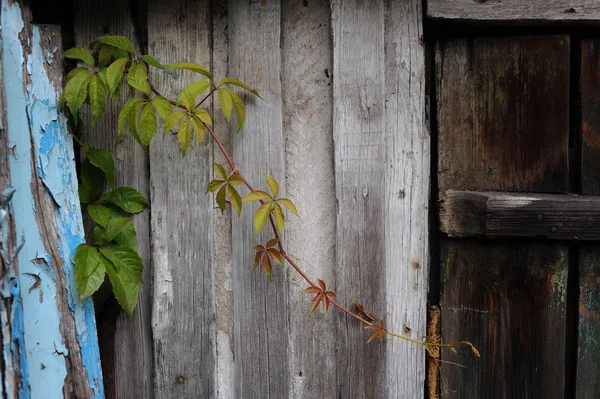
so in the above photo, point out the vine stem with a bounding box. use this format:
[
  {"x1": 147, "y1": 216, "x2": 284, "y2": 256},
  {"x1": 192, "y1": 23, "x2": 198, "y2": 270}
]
[{"x1": 151, "y1": 80, "x2": 477, "y2": 354}]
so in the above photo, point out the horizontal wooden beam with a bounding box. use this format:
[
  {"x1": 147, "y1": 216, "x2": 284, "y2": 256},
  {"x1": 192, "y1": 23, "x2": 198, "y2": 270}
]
[
  {"x1": 427, "y1": 0, "x2": 600, "y2": 24},
  {"x1": 440, "y1": 190, "x2": 600, "y2": 240}
]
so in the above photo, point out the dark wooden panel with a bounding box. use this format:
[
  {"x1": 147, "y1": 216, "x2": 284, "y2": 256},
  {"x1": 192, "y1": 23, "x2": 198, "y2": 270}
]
[
  {"x1": 581, "y1": 40, "x2": 600, "y2": 195},
  {"x1": 436, "y1": 36, "x2": 570, "y2": 193},
  {"x1": 440, "y1": 190, "x2": 600, "y2": 240},
  {"x1": 440, "y1": 240, "x2": 568, "y2": 398},
  {"x1": 577, "y1": 247, "x2": 600, "y2": 398}
]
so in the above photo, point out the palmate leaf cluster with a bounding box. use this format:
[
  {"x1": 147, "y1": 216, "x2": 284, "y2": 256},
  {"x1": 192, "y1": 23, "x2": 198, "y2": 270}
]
[{"x1": 75, "y1": 145, "x2": 148, "y2": 316}]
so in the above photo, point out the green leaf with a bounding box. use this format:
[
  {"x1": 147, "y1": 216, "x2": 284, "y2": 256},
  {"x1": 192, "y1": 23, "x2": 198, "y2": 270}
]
[
  {"x1": 128, "y1": 100, "x2": 146, "y2": 145},
  {"x1": 139, "y1": 102, "x2": 157, "y2": 147},
  {"x1": 97, "y1": 68, "x2": 109, "y2": 87},
  {"x1": 214, "y1": 163, "x2": 227, "y2": 180},
  {"x1": 64, "y1": 47, "x2": 95, "y2": 68},
  {"x1": 115, "y1": 222, "x2": 137, "y2": 250},
  {"x1": 218, "y1": 87, "x2": 232, "y2": 122},
  {"x1": 178, "y1": 80, "x2": 211, "y2": 105},
  {"x1": 194, "y1": 109, "x2": 212, "y2": 126},
  {"x1": 264, "y1": 173, "x2": 279, "y2": 198},
  {"x1": 106, "y1": 57, "x2": 129, "y2": 96},
  {"x1": 118, "y1": 98, "x2": 144, "y2": 139},
  {"x1": 141, "y1": 54, "x2": 163, "y2": 68},
  {"x1": 228, "y1": 174, "x2": 244, "y2": 186},
  {"x1": 80, "y1": 159, "x2": 105, "y2": 200},
  {"x1": 164, "y1": 110, "x2": 186, "y2": 134},
  {"x1": 74, "y1": 244, "x2": 105, "y2": 300},
  {"x1": 98, "y1": 45, "x2": 114, "y2": 68},
  {"x1": 218, "y1": 77, "x2": 261, "y2": 98},
  {"x1": 273, "y1": 202, "x2": 285, "y2": 234},
  {"x1": 88, "y1": 204, "x2": 124, "y2": 228},
  {"x1": 178, "y1": 117, "x2": 192, "y2": 155},
  {"x1": 99, "y1": 245, "x2": 144, "y2": 284},
  {"x1": 100, "y1": 186, "x2": 148, "y2": 214},
  {"x1": 86, "y1": 147, "x2": 115, "y2": 188},
  {"x1": 179, "y1": 90, "x2": 196, "y2": 111},
  {"x1": 228, "y1": 186, "x2": 242, "y2": 215},
  {"x1": 253, "y1": 201, "x2": 272, "y2": 236},
  {"x1": 152, "y1": 96, "x2": 173, "y2": 122},
  {"x1": 101, "y1": 253, "x2": 138, "y2": 317},
  {"x1": 243, "y1": 190, "x2": 272, "y2": 203},
  {"x1": 127, "y1": 62, "x2": 151, "y2": 96},
  {"x1": 215, "y1": 184, "x2": 227, "y2": 213},
  {"x1": 79, "y1": 184, "x2": 95, "y2": 204},
  {"x1": 228, "y1": 88, "x2": 246, "y2": 132},
  {"x1": 93, "y1": 226, "x2": 111, "y2": 245},
  {"x1": 88, "y1": 75, "x2": 108, "y2": 124},
  {"x1": 64, "y1": 67, "x2": 91, "y2": 120},
  {"x1": 96, "y1": 36, "x2": 136, "y2": 55},
  {"x1": 105, "y1": 217, "x2": 132, "y2": 241},
  {"x1": 191, "y1": 116, "x2": 206, "y2": 144},
  {"x1": 206, "y1": 179, "x2": 226, "y2": 193},
  {"x1": 278, "y1": 198, "x2": 299, "y2": 216},
  {"x1": 162, "y1": 62, "x2": 213, "y2": 81}
]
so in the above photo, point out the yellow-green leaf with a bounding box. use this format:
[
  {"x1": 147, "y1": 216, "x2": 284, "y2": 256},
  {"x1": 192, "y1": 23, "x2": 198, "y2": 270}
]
[
  {"x1": 64, "y1": 47, "x2": 95, "y2": 68},
  {"x1": 194, "y1": 109, "x2": 212, "y2": 126},
  {"x1": 191, "y1": 116, "x2": 206, "y2": 144},
  {"x1": 243, "y1": 190, "x2": 272, "y2": 203},
  {"x1": 218, "y1": 77, "x2": 261, "y2": 98},
  {"x1": 152, "y1": 96, "x2": 173, "y2": 122},
  {"x1": 106, "y1": 57, "x2": 129, "y2": 95},
  {"x1": 215, "y1": 184, "x2": 227, "y2": 213},
  {"x1": 206, "y1": 179, "x2": 226, "y2": 193},
  {"x1": 228, "y1": 174, "x2": 244, "y2": 186},
  {"x1": 128, "y1": 100, "x2": 146, "y2": 145},
  {"x1": 179, "y1": 90, "x2": 196, "y2": 110},
  {"x1": 139, "y1": 102, "x2": 157, "y2": 147},
  {"x1": 118, "y1": 98, "x2": 145, "y2": 139},
  {"x1": 178, "y1": 80, "x2": 211, "y2": 104},
  {"x1": 98, "y1": 45, "x2": 114, "y2": 68},
  {"x1": 64, "y1": 67, "x2": 91, "y2": 120},
  {"x1": 228, "y1": 186, "x2": 242, "y2": 215},
  {"x1": 162, "y1": 62, "x2": 213, "y2": 81},
  {"x1": 264, "y1": 173, "x2": 279, "y2": 198},
  {"x1": 141, "y1": 54, "x2": 163, "y2": 68},
  {"x1": 178, "y1": 117, "x2": 192, "y2": 155},
  {"x1": 253, "y1": 201, "x2": 272, "y2": 236},
  {"x1": 97, "y1": 35, "x2": 136, "y2": 55},
  {"x1": 218, "y1": 87, "x2": 232, "y2": 122},
  {"x1": 164, "y1": 110, "x2": 186, "y2": 134},
  {"x1": 127, "y1": 62, "x2": 151, "y2": 96},
  {"x1": 273, "y1": 202, "x2": 285, "y2": 234},
  {"x1": 278, "y1": 198, "x2": 299, "y2": 216},
  {"x1": 214, "y1": 163, "x2": 227, "y2": 180},
  {"x1": 88, "y1": 75, "x2": 108, "y2": 124},
  {"x1": 228, "y1": 88, "x2": 246, "y2": 132}
]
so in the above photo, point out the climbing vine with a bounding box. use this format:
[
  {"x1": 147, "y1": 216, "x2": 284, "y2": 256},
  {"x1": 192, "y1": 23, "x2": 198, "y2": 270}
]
[{"x1": 63, "y1": 35, "x2": 479, "y2": 359}]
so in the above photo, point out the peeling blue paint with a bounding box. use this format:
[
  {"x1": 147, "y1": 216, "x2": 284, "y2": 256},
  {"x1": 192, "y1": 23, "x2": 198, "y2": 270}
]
[{"x1": 2, "y1": 2, "x2": 104, "y2": 397}]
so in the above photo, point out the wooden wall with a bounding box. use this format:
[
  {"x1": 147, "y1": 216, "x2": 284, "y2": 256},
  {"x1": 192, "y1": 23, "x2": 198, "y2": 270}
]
[{"x1": 71, "y1": 0, "x2": 429, "y2": 397}]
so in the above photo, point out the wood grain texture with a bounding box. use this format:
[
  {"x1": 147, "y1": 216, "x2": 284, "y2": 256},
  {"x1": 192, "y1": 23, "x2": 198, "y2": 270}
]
[
  {"x1": 73, "y1": 1, "x2": 153, "y2": 397},
  {"x1": 436, "y1": 36, "x2": 570, "y2": 193},
  {"x1": 331, "y1": 1, "x2": 387, "y2": 396},
  {"x1": 147, "y1": 1, "x2": 214, "y2": 398},
  {"x1": 281, "y1": 0, "x2": 337, "y2": 397},
  {"x1": 577, "y1": 247, "x2": 600, "y2": 398},
  {"x1": 440, "y1": 240, "x2": 568, "y2": 398},
  {"x1": 440, "y1": 190, "x2": 600, "y2": 240},
  {"x1": 383, "y1": 0, "x2": 429, "y2": 396},
  {"x1": 427, "y1": 0, "x2": 600, "y2": 23},
  {"x1": 581, "y1": 40, "x2": 600, "y2": 195},
  {"x1": 229, "y1": 1, "x2": 289, "y2": 397}
]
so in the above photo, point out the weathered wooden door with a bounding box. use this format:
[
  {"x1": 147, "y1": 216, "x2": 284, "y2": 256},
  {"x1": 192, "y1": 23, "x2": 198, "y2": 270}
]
[{"x1": 433, "y1": 31, "x2": 600, "y2": 398}]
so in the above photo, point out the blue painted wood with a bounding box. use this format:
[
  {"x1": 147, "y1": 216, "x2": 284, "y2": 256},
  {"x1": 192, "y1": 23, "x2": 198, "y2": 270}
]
[{"x1": 0, "y1": 1, "x2": 104, "y2": 397}]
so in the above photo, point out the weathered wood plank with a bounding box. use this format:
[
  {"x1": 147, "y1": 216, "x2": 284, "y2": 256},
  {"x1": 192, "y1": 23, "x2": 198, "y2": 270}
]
[
  {"x1": 383, "y1": 0, "x2": 429, "y2": 397},
  {"x1": 427, "y1": 0, "x2": 600, "y2": 24},
  {"x1": 229, "y1": 1, "x2": 288, "y2": 397},
  {"x1": 437, "y1": 36, "x2": 570, "y2": 398},
  {"x1": 331, "y1": 0, "x2": 387, "y2": 396},
  {"x1": 440, "y1": 190, "x2": 600, "y2": 240},
  {"x1": 1, "y1": 7, "x2": 103, "y2": 396},
  {"x1": 281, "y1": 0, "x2": 336, "y2": 397},
  {"x1": 440, "y1": 240, "x2": 568, "y2": 398},
  {"x1": 581, "y1": 40, "x2": 600, "y2": 195},
  {"x1": 436, "y1": 36, "x2": 570, "y2": 193},
  {"x1": 73, "y1": 1, "x2": 153, "y2": 397},
  {"x1": 577, "y1": 247, "x2": 600, "y2": 398},
  {"x1": 147, "y1": 1, "x2": 214, "y2": 398}
]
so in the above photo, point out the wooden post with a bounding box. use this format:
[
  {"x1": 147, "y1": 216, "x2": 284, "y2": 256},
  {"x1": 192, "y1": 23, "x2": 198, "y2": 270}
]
[{"x1": 0, "y1": 1, "x2": 103, "y2": 397}]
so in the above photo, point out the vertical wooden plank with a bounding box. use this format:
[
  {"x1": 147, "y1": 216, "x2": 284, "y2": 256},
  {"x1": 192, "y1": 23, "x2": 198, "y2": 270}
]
[
  {"x1": 146, "y1": 1, "x2": 214, "y2": 398},
  {"x1": 383, "y1": 1, "x2": 429, "y2": 396},
  {"x1": 437, "y1": 37, "x2": 570, "y2": 193},
  {"x1": 73, "y1": 1, "x2": 153, "y2": 397},
  {"x1": 281, "y1": 0, "x2": 336, "y2": 397},
  {"x1": 331, "y1": 1, "x2": 387, "y2": 397},
  {"x1": 1, "y1": 3, "x2": 103, "y2": 396},
  {"x1": 436, "y1": 36, "x2": 570, "y2": 398},
  {"x1": 229, "y1": 1, "x2": 288, "y2": 397},
  {"x1": 581, "y1": 40, "x2": 600, "y2": 195},
  {"x1": 578, "y1": 40, "x2": 600, "y2": 398}
]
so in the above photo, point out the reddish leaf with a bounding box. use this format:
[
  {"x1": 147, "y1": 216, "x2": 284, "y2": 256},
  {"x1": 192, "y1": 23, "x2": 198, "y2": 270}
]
[
  {"x1": 366, "y1": 320, "x2": 387, "y2": 344},
  {"x1": 266, "y1": 238, "x2": 279, "y2": 248}
]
